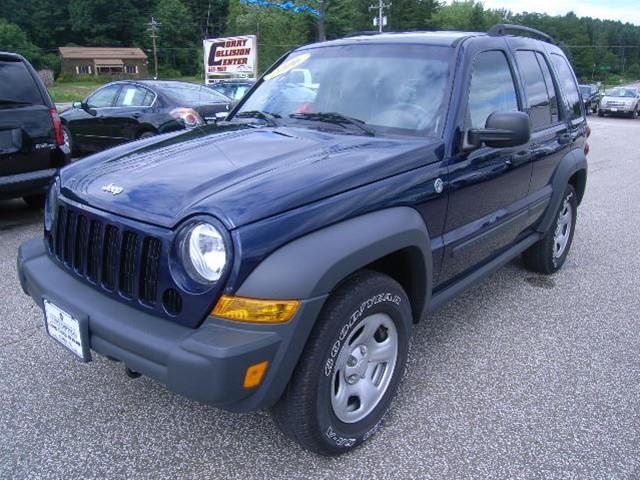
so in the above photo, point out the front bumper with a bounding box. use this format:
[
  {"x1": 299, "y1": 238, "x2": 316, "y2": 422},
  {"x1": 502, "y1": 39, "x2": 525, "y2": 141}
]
[
  {"x1": 17, "y1": 237, "x2": 326, "y2": 412},
  {"x1": 600, "y1": 106, "x2": 634, "y2": 114}
]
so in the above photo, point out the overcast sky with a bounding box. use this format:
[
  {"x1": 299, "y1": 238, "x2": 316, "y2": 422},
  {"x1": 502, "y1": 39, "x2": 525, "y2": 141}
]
[{"x1": 479, "y1": 0, "x2": 640, "y2": 26}]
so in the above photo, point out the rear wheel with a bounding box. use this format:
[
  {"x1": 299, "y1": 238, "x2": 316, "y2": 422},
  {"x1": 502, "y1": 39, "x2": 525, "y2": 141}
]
[
  {"x1": 523, "y1": 184, "x2": 577, "y2": 274},
  {"x1": 272, "y1": 270, "x2": 412, "y2": 456},
  {"x1": 598, "y1": 110, "x2": 604, "y2": 117},
  {"x1": 62, "y1": 125, "x2": 73, "y2": 153}
]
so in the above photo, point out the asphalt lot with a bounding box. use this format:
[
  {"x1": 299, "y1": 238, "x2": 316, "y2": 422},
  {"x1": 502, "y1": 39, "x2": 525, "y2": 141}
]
[{"x1": 1, "y1": 114, "x2": 639, "y2": 479}]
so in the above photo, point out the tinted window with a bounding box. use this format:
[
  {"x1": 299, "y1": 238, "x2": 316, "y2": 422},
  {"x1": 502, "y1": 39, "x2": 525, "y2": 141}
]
[
  {"x1": 0, "y1": 59, "x2": 43, "y2": 105},
  {"x1": 467, "y1": 50, "x2": 519, "y2": 129},
  {"x1": 551, "y1": 54, "x2": 582, "y2": 120},
  {"x1": 516, "y1": 51, "x2": 551, "y2": 130},
  {"x1": 162, "y1": 84, "x2": 228, "y2": 105},
  {"x1": 87, "y1": 84, "x2": 121, "y2": 108},
  {"x1": 536, "y1": 53, "x2": 559, "y2": 123},
  {"x1": 116, "y1": 85, "x2": 155, "y2": 107}
]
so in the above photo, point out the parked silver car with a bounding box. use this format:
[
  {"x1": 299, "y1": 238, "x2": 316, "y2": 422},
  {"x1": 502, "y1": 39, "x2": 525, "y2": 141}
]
[{"x1": 598, "y1": 87, "x2": 640, "y2": 118}]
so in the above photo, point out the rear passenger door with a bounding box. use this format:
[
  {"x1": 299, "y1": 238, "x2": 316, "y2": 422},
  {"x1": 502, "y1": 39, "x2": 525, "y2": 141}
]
[
  {"x1": 514, "y1": 50, "x2": 570, "y2": 205},
  {"x1": 440, "y1": 47, "x2": 533, "y2": 284}
]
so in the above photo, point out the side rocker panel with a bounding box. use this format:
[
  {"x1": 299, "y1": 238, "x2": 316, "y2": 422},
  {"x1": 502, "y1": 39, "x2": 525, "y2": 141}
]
[{"x1": 237, "y1": 207, "x2": 433, "y2": 322}]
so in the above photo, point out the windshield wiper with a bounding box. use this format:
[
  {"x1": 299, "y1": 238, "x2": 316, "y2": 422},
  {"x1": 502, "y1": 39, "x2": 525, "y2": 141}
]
[
  {"x1": 234, "y1": 110, "x2": 281, "y2": 127},
  {"x1": 289, "y1": 112, "x2": 375, "y2": 136}
]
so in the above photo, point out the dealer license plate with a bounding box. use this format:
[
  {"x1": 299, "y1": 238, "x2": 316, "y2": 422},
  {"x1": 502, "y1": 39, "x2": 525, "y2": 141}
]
[
  {"x1": 610, "y1": 108, "x2": 618, "y2": 112},
  {"x1": 44, "y1": 300, "x2": 87, "y2": 360}
]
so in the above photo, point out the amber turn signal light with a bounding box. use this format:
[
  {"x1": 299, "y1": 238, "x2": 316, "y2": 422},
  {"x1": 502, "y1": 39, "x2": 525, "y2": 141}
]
[
  {"x1": 212, "y1": 295, "x2": 300, "y2": 323},
  {"x1": 244, "y1": 361, "x2": 269, "y2": 389}
]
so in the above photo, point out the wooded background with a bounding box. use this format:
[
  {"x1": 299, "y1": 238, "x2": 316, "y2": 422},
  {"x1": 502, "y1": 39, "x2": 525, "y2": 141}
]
[{"x1": 2, "y1": 0, "x2": 639, "y2": 83}]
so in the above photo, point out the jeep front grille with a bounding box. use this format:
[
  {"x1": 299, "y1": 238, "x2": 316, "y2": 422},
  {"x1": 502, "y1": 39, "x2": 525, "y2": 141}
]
[{"x1": 50, "y1": 204, "x2": 162, "y2": 306}]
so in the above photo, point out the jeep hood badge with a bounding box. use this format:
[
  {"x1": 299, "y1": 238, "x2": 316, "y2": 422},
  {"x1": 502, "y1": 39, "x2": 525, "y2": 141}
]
[{"x1": 102, "y1": 183, "x2": 124, "y2": 195}]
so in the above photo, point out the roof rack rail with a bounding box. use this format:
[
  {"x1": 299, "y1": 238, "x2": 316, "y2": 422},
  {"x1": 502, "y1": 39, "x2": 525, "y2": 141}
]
[
  {"x1": 344, "y1": 31, "x2": 385, "y2": 38},
  {"x1": 488, "y1": 23, "x2": 557, "y2": 45}
]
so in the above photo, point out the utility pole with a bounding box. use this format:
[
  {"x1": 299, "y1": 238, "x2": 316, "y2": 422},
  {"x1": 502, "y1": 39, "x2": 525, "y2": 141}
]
[
  {"x1": 369, "y1": 0, "x2": 391, "y2": 33},
  {"x1": 147, "y1": 17, "x2": 161, "y2": 80}
]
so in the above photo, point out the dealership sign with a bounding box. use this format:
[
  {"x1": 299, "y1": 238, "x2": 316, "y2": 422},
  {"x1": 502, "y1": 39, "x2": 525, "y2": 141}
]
[{"x1": 203, "y1": 35, "x2": 257, "y2": 82}]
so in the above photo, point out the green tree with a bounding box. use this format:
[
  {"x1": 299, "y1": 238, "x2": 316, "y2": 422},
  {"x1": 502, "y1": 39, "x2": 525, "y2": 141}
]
[
  {"x1": 0, "y1": 18, "x2": 41, "y2": 64},
  {"x1": 153, "y1": 0, "x2": 200, "y2": 75}
]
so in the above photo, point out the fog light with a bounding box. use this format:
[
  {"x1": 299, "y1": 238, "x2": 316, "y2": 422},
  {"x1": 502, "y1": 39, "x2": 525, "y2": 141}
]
[
  {"x1": 244, "y1": 361, "x2": 269, "y2": 389},
  {"x1": 212, "y1": 295, "x2": 299, "y2": 323}
]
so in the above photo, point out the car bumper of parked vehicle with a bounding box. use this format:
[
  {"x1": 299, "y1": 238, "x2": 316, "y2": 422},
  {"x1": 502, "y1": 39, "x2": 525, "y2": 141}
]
[
  {"x1": 0, "y1": 168, "x2": 57, "y2": 199},
  {"x1": 600, "y1": 107, "x2": 634, "y2": 114},
  {"x1": 17, "y1": 237, "x2": 327, "y2": 412}
]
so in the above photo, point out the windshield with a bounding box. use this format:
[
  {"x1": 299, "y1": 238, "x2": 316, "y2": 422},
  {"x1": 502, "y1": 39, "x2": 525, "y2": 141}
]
[
  {"x1": 236, "y1": 44, "x2": 453, "y2": 137},
  {"x1": 579, "y1": 86, "x2": 592, "y2": 96},
  {"x1": 162, "y1": 83, "x2": 229, "y2": 105},
  {"x1": 606, "y1": 88, "x2": 638, "y2": 98}
]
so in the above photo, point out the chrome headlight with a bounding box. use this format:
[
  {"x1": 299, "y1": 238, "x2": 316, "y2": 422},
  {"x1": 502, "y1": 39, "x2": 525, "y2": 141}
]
[
  {"x1": 44, "y1": 178, "x2": 59, "y2": 231},
  {"x1": 180, "y1": 222, "x2": 227, "y2": 283}
]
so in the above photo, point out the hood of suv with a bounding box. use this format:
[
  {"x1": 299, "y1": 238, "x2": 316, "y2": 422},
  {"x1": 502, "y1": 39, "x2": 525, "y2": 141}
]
[{"x1": 60, "y1": 123, "x2": 442, "y2": 228}]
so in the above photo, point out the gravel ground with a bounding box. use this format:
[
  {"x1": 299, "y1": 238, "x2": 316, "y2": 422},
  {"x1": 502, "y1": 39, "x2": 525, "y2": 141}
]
[{"x1": 1, "y1": 115, "x2": 639, "y2": 480}]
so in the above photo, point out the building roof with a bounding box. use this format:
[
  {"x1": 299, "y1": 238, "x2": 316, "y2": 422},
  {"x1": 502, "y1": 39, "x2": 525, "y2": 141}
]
[{"x1": 59, "y1": 47, "x2": 147, "y2": 60}]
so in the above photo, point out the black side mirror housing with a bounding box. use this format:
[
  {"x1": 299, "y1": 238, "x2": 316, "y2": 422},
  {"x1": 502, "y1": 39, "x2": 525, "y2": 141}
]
[
  {"x1": 79, "y1": 101, "x2": 97, "y2": 116},
  {"x1": 468, "y1": 111, "x2": 531, "y2": 149}
]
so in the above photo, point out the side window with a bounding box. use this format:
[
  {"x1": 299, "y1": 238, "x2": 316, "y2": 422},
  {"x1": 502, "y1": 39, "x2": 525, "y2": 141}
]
[
  {"x1": 86, "y1": 84, "x2": 120, "y2": 108},
  {"x1": 535, "y1": 53, "x2": 559, "y2": 124},
  {"x1": 516, "y1": 50, "x2": 551, "y2": 130},
  {"x1": 550, "y1": 53, "x2": 583, "y2": 120},
  {"x1": 467, "y1": 50, "x2": 519, "y2": 129},
  {"x1": 116, "y1": 85, "x2": 154, "y2": 107}
]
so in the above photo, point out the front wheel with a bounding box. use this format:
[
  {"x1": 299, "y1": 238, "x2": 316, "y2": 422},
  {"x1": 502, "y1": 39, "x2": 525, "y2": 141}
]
[
  {"x1": 523, "y1": 184, "x2": 577, "y2": 274},
  {"x1": 272, "y1": 270, "x2": 412, "y2": 456}
]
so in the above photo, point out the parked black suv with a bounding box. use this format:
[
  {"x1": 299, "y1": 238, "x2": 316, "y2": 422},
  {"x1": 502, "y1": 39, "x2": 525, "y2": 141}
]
[
  {"x1": 0, "y1": 52, "x2": 70, "y2": 206},
  {"x1": 18, "y1": 25, "x2": 588, "y2": 455}
]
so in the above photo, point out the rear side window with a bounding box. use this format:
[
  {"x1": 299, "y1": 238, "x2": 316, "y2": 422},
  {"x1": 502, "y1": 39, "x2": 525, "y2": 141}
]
[
  {"x1": 550, "y1": 53, "x2": 583, "y2": 121},
  {"x1": 535, "y1": 53, "x2": 559, "y2": 124},
  {"x1": 116, "y1": 85, "x2": 155, "y2": 107},
  {"x1": 467, "y1": 50, "x2": 519, "y2": 129},
  {"x1": 516, "y1": 51, "x2": 551, "y2": 130},
  {"x1": 0, "y1": 59, "x2": 43, "y2": 105}
]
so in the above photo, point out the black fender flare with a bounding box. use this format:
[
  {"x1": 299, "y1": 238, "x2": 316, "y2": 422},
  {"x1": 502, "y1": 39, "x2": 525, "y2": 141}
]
[
  {"x1": 537, "y1": 148, "x2": 587, "y2": 234},
  {"x1": 237, "y1": 206, "x2": 433, "y2": 322}
]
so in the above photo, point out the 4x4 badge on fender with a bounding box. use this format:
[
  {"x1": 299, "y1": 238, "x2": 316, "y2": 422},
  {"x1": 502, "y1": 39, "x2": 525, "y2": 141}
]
[{"x1": 102, "y1": 184, "x2": 124, "y2": 195}]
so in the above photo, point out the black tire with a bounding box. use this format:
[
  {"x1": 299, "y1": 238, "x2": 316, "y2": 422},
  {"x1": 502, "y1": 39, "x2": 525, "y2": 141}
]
[
  {"x1": 137, "y1": 130, "x2": 156, "y2": 140},
  {"x1": 23, "y1": 194, "x2": 45, "y2": 209},
  {"x1": 272, "y1": 270, "x2": 412, "y2": 456},
  {"x1": 598, "y1": 110, "x2": 604, "y2": 117},
  {"x1": 523, "y1": 184, "x2": 577, "y2": 275}
]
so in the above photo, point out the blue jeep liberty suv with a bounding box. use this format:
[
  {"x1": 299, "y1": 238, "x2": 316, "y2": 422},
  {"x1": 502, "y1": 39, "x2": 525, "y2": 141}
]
[{"x1": 18, "y1": 25, "x2": 588, "y2": 455}]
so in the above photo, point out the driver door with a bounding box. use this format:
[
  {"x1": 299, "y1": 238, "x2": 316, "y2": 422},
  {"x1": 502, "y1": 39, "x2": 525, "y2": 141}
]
[{"x1": 71, "y1": 83, "x2": 122, "y2": 151}]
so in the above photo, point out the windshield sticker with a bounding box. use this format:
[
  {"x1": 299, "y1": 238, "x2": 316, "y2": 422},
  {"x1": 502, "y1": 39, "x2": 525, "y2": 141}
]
[{"x1": 264, "y1": 53, "x2": 310, "y2": 80}]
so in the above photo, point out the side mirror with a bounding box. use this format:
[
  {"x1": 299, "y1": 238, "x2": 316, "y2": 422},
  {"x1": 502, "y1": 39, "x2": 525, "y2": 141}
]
[
  {"x1": 72, "y1": 101, "x2": 83, "y2": 109},
  {"x1": 468, "y1": 111, "x2": 531, "y2": 149},
  {"x1": 78, "y1": 101, "x2": 97, "y2": 116}
]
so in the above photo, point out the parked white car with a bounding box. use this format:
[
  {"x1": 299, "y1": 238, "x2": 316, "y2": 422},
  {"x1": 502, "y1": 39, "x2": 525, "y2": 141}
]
[{"x1": 598, "y1": 87, "x2": 640, "y2": 118}]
